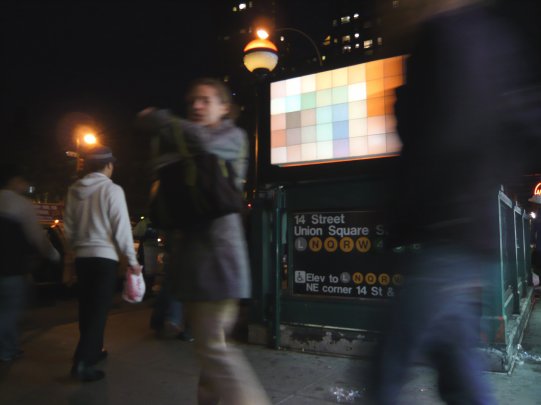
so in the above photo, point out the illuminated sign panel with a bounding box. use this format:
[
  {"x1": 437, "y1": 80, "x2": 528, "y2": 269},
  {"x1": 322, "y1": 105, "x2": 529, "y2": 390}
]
[
  {"x1": 270, "y1": 55, "x2": 406, "y2": 166},
  {"x1": 534, "y1": 183, "x2": 541, "y2": 196}
]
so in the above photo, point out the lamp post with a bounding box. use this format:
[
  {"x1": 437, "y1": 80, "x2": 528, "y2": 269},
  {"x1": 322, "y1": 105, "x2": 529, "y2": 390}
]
[
  {"x1": 242, "y1": 33, "x2": 280, "y2": 199},
  {"x1": 242, "y1": 27, "x2": 322, "y2": 196},
  {"x1": 242, "y1": 25, "x2": 322, "y2": 347}
]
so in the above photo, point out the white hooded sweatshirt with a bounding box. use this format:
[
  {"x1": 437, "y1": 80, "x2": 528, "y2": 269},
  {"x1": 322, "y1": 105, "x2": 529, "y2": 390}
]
[{"x1": 64, "y1": 172, "x2": 138, "y2": 267}]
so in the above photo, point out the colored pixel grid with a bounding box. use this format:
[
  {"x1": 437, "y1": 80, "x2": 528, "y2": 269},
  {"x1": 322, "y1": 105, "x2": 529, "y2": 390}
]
[{"x1": 270, "y1": 55, "x2": 405, "y2": 166}]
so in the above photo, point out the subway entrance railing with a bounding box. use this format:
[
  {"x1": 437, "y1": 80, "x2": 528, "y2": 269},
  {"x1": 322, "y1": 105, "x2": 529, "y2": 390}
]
[{"x1": 248, "y1": 183, "x2": 535, "y2": 373}]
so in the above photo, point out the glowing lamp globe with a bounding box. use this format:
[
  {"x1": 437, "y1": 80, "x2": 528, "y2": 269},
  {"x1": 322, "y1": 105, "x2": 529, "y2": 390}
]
[{"x1": 243, "y1": 38, "x2": 278, "y2": 73}]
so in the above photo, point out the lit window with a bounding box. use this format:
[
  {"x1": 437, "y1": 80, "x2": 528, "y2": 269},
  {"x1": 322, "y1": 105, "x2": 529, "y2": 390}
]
[
  {"x1": 280, "y1": 36, "x2": 285, "y2": 42},
  {"x1": 239, "y1": 3, "x2": 247, "y2": 10},
  {"x1": 233, "y1": 6, "x2": 237, "y2": 12},
  {"x1": 363, "y1": 39, "x2": 373, "y2": 49},
  {"x1": 355, "y1": 43, "x2": 360, "y2": 49},
  {"x1": 342, "y1": 35, "x2": 351, "y2": 43},
  {"x1": 340, "y1": 16, "x2": 351, "y2": 24},
  {"x1": 354, "y1": 33, "x2": 360, "y2": 38},
  {"x1": 333, "y1": 38, "x2": 338, "y2": 44},
  {"x1": 342, "y1": 45, "x2": 352, "y2": 53},
  {"x1": 323, "y1": 35, "x2": 331, "y2": 46},
  {"x1": 322, "y1": 55, "x2": 326, "y2": 61}
]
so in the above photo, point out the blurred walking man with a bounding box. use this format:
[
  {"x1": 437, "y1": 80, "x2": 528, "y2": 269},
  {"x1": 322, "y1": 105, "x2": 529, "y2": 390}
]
[
  {"x1": 372, "y1": 0, "x2": 540, "y2": 404},
  {"x1": 0, "y1": 164, "x2": 59, "y2": 362}
]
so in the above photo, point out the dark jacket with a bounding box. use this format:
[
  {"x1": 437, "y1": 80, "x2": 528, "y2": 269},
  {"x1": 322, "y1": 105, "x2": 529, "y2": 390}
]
[{"x1": 390, "y1": 5, "x2": 541, "y2": 251}]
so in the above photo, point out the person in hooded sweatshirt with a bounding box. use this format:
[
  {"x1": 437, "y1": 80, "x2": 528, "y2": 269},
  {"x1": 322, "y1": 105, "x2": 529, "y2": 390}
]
[{"x1": 64, "y1": 146, "x2": 142, "y2": 382}]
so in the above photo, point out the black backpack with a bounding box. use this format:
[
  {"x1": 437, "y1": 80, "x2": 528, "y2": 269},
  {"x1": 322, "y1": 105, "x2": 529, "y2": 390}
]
[{"x1": 148, "y1": 118, "x2": 244, "y2": 230}]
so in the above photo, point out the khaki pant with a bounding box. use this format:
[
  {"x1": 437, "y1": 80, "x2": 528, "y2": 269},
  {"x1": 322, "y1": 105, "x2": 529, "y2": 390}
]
[{"x1": 185, "y1": 300, "x2": 271, "y2": 405}]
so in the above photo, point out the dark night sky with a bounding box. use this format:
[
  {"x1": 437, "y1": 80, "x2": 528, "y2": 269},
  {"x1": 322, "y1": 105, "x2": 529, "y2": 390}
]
[
  {"x1": 2, "y1": 2, "x2": 220, "y2": 139},
  {"x1": 2, "y1": 1, "x2": 540, "y2": 212},
  {"x1": 1, "y1": 1, "x2": 336, "y2": 211},
  {"x1": 1, "y1": 1, "x2": 225, "y2": 209}
]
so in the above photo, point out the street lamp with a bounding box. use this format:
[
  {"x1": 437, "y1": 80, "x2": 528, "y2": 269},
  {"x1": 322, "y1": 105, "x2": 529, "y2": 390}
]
[
  {"x1": 243, "y1": 35, "x2": 279, "y2": 74},
  {"x1": 244, "y1": 27, "x2": 323, "y2": 72},
  {"x1": 242, "y1": 27, "x2": 323, "y2": 195},
  {"x1": 242, "y1": 33, "x2": 280, "y2": 198},
  {"x1": 82, "y1": 133, "x2": 97, "y2": 146},
  {"x1": 66, "y1": 126, "x2": 100, "y2": 176}
]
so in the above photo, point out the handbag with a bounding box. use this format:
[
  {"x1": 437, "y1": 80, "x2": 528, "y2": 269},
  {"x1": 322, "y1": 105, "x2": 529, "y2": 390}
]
[
  {"x1": 148, "y1": 118, "x2": 243, "y2": 229},
  {"x1": 122, "y1": 268, "x2": 146, "y2": 303}
]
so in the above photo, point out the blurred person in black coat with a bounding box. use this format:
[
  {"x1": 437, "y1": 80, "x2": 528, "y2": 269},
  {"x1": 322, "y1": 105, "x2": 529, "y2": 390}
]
[{"x1": 371, "y1": 0, "x2": 541, "y2": 404}]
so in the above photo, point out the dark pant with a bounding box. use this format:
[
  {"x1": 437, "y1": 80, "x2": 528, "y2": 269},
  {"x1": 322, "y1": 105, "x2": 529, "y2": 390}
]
[
  {"x1": 150, "y1": 260, "x2": 183, "y2": 330},
  {"x1": 0, "y1": 275, "x2": 26, "y2": 359},
  {"x1": 372, "y1": 245, "x2": 496, "y2": 405},
  {"x1": 73, "y1": 258, "x2": 118, "y2": 365}
]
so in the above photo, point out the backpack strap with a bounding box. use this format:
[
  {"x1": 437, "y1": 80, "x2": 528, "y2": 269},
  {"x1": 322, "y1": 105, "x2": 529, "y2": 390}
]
[
  {"x1": 165, "y1": 117, "x2": 238, "y2": 188},
  {"x1": 169, "y1": 119, "x2": 192, "y2": 159}
]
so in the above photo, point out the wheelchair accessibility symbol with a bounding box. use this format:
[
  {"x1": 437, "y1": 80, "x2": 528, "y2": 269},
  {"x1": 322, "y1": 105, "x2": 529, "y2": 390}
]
[{"x1": 295, "y1": 270, "x2": 306, "y2": 283}]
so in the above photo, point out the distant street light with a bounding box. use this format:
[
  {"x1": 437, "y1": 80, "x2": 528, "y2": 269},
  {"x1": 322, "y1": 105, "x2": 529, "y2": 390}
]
[
  {"x1": 83, "y1": 133, "x2": 97, "y2": 145},
  {"x1": 66, "y1": 126, "x2": 101, "y2": 176}
]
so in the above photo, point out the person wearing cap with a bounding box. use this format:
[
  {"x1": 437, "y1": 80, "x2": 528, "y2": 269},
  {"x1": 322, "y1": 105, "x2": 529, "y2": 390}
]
[
  {"x1": 64, "y1": 146, "x2": 142, "y2": 382},
  {"x1": 0, "y1": 164, "x2": 60, "y2": 362}
]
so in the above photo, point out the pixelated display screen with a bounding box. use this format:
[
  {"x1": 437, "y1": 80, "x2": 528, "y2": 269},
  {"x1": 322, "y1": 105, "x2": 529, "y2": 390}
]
[{"x1": 270, "y1": 55, "x2": 405, "y2": 166}]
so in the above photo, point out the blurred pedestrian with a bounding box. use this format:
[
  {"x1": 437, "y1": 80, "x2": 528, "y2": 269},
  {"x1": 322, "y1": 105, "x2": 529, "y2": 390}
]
[
  {"x1": 138, "y1": 78, "x2": 270, "y2": 405},
  {"x1": 0, "y1": 163, "x2": 60, "y2": 362},
  {"x1": 149, "y1": 252, "x2": 193, "y2": 341},
  {"x1": 64, "y1": 146, "x2": 142, "y2": 382},
  {"x1": 372, "y1": 0, "x2": 541, "y2": 404},
  {"x1": 134, "y1": 216, "x2": 192, "y2": 341}
]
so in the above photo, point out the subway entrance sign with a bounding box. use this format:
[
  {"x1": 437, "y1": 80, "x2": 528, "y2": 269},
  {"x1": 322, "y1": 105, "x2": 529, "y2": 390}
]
[{"x1": 290, "y1": 210, "x2": 402, "y2": 299}]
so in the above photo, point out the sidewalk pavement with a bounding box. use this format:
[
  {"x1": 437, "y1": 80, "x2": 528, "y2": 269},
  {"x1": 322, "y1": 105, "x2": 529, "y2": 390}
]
[{"x1": 1, "y1": 298, "x2": 541, "y2": 405}]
